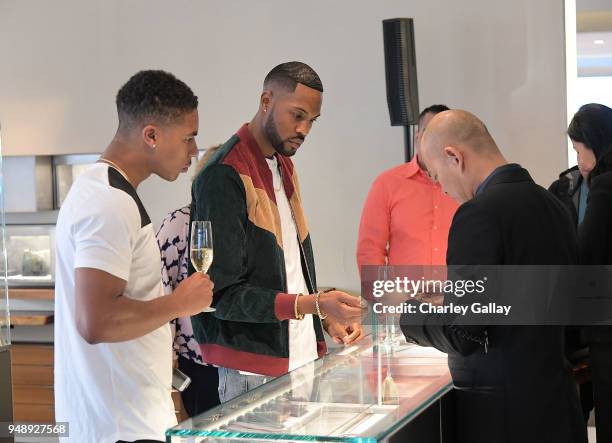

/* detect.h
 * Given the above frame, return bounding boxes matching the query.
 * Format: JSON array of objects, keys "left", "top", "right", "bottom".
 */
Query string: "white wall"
[
  {"left": 577, "top": 76, "right": 612, "bottom": 107},
  {"left": 0, "top": 0, "right": 570, "bottom": 292},
  {"left": 578, "top": 0, "right": 612, "bottom": 11}
]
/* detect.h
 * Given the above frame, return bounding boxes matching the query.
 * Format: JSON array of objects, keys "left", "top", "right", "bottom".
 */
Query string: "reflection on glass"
[
  {"left": 166, "top": 330, "right": 451, "bottom": 442},
  {"left": 4, "top": 225, "right": 54, "bottom": 286},
  {"left": 0, "top": 124, "right": 10, "bottom": 347},
  {"left": 374, "top": 265, "right": 404, "bottom": 351}
]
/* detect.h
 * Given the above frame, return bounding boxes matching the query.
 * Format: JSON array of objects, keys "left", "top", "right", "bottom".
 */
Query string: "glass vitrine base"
[{"left": 167, "top": 335, "right": 451, "bottom": 443}]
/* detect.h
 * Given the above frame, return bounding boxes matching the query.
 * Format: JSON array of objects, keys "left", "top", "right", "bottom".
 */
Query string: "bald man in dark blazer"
[{"left": 400, "top": 110, "right": 586, "bottom": 443}]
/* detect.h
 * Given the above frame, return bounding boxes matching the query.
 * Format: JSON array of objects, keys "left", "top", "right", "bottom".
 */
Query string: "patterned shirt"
[{"left": 156, "top": 205, "right": 204, "bottom": 365}]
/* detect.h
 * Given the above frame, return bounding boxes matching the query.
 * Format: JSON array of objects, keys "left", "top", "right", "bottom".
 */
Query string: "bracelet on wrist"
[
  {"left": 294, "top": 293, "right": 305, "bottom": 320},
  {"left": 315, "top": 291, "right": 328, "bottom": 320}
]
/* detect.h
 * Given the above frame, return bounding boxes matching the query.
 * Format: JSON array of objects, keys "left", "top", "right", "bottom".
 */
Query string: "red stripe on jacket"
[{"left": 201, "top": 341, "right": 327, "bottom": 377}]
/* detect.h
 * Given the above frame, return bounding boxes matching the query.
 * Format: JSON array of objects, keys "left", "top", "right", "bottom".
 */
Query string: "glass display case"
[
  {"left": 0, "top": 221, "right": 8, "bottom": 346},
  {"left": 0, "top": 125, "right": 9, "bottom": 347},
  {"left": 4, "top": 224, "right": 55, "bottom": 287},
  {"left": 53, "top": 154, "right": 98, "bottom": 207},
  {"left": 0, "top": 123, "right": 13, "bottom": 431},
  {"left": 167, "top": 335, "right": 451, "bottom": 442}
]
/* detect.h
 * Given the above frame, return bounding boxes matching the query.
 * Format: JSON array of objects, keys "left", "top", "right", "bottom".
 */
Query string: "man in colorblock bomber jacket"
[{"left": 190, "top": 61, "right": 365, "bottom": 402}]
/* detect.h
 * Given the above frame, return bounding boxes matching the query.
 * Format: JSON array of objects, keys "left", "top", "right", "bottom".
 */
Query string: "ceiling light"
[{"left": 594, "top": 39, "right": 605, "bottom": 45}]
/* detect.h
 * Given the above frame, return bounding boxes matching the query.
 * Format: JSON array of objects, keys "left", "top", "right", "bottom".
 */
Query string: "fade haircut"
[
  {"left": 418, "top": 104, "right": 450, "bottom": 129},
  {"left": 116, "top": 70, "right": 198, "bottom": 130},
  {"left": 263, "top": 62, "right": 323, "bottom": 93}
]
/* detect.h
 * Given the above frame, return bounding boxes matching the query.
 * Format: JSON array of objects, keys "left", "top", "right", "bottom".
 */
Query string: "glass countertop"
[
  {"left": 167, "top": 335, "right": 451, "bottom": 442},
  {"left": 0, "top": 124, "right": 9, "bottom": 347}
]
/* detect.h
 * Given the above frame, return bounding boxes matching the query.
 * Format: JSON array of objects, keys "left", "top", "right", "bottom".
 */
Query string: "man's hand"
[
  {"left": 323, "top": 318, "right": 364, "bottom": 345},
  {"left": 172, "top": 272, "right": 214, "bottom": 317},
  {"left": 318, "top": 291, "right": 364, "bottom": 324},
  {"left": 414, "top": 292, "right": 444, "bottom": 306}
]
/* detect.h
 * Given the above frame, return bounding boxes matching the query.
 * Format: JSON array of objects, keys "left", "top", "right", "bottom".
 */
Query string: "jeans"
[{"left": 217, "top": 366, "right": 270, "bottom": 403}]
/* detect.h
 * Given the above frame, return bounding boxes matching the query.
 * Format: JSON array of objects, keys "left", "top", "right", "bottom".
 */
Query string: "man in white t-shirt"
[{"left": 54, "top": 70, "right": 214, "bottom": 443}]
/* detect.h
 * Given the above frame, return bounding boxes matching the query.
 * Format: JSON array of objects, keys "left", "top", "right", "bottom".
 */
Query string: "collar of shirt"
[
  {"left": 401, "top": 154, "right": 437, "bottom": 185},
  {"left": 236, "top": 123, "right": 298, "bottom": 201},
  {"left": 475, "top": 163, "right": 522, "bottom": 196},
  {"left": 578, "top": 180, "right": 590, "bottom": 225}
]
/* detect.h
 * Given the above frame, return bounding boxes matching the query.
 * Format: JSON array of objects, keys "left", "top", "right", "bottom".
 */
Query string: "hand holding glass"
[{"left": 190, "top": 221, "right": 215, "bottom": 312}]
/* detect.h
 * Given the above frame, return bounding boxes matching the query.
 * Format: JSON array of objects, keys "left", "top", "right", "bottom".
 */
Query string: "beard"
[{"left": 264, "top": 109, "right": 304, "bottom": 157}]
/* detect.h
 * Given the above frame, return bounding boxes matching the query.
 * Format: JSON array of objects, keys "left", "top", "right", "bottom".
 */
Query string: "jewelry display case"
[
  {"left": 167, "top": 335, "right": 452, "bottom": 443},
  {"left": 0, "top": 123, "right": 14, "bottom": 435},
  {"left": 4, "top": 224, "right": 54, "bottom": 288}
]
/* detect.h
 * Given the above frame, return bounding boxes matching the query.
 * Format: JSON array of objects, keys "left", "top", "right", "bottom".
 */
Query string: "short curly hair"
[
  {"left": 116, "top": 70, "right": 198, "bottom": 129},
  {"left": 263, "top": 62, "right": 323, "bottom": 93}
]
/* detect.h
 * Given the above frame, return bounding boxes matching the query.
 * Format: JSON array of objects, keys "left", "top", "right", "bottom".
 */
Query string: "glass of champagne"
[{"left": 190, "top": 220, "right": 215, "bottom": 312}]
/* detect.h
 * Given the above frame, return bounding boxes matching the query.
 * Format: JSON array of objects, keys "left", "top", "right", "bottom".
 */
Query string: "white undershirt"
[{"left": 267, "top": 156, "right": 318, "bottom": 372}]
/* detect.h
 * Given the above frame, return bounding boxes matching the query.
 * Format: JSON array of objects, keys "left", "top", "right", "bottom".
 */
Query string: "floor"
[
  {"left": 12, "top": 408, "right": 600, "bottom": 442},
  {"left": 588, "top": 410, "right": 597, "bottom": 442},
  {"left": 589, "top": 426, "right": 597, "bottom": 442}
]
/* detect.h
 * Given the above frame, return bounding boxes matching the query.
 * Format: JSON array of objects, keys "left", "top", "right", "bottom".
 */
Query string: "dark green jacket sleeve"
[{"left": 190, "top": 164, "right": 293, "bottom": 323}]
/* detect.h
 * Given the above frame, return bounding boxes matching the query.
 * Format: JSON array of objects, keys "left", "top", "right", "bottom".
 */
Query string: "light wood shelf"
[{"left": 8, "top": 288, "right": 54, "bottom": 301}]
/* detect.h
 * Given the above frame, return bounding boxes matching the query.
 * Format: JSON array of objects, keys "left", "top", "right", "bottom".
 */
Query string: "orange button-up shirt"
[{"left": 357, "top": 156, "right": 459, "bottom": 269}]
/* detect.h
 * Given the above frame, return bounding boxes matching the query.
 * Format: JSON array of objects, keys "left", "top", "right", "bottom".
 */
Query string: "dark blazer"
[
  {"left": 548, "top": 166, "right": 589, "bottom": 361},
  {"left": 578, "top": 170, "right": 612, "bottom": 343},
  {"left": 401, "top": 165, "right": 586, "bottom": 443},
  {"left": 548, "top": 165, "right": 583, "bottom": 227},
  {"left": 577, "top": 171, "right": 612, "bottom": 443}
]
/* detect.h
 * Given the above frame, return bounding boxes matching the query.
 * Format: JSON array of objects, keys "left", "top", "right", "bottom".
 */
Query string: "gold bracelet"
[
  {"left": 315, "top": 291, "right": 328, "bottom": 320},
  {"left": 294, "top": 293, "right": 305, "bottom": 320}
]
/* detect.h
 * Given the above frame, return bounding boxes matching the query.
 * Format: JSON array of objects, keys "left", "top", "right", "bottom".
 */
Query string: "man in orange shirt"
[{"left": 357, "top": 105, "right": 458, "bottom": 270}]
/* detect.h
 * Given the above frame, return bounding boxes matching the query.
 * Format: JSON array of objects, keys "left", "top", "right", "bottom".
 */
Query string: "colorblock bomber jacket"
[{"left": 189, "top": 124, "right": 327, "bottom": 376}]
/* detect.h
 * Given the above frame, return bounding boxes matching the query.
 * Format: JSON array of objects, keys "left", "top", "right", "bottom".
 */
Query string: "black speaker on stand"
[{"left": 383, "top": 18, "right": 419, "bottom": 162}]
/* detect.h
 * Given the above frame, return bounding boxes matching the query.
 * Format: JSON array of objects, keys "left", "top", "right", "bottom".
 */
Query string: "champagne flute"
[
  {"left": 382, "top": 265, "right": 394, "bottom": 349},
  {"left": 190, "top": 220, "right": 215, "bottom": 312}
]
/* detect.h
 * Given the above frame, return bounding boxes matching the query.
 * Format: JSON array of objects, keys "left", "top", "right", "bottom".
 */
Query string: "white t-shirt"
[
  {"left": 54, "top": 163, "right": 176, "bottom": 443},
  {"left": 266, "top": 156, "right": 318, "bottom": 372}
]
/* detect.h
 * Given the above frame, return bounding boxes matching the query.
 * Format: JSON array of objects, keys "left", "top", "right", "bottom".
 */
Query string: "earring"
[
  {"left": 263, "top": 108, "right": 267, "bottom": 113},
  {"left": 152, "top": 144, "right": 156, "bottom": 149}
]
